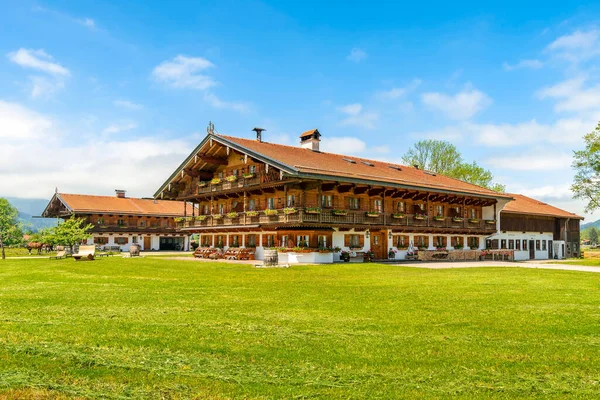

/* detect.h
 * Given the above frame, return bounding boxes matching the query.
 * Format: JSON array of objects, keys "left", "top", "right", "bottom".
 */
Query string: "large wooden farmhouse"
[
  {"left": 490, "top": 193, "right": 582, "bottom": 260},
  {"left": 42, "top": 191, "right": 193, "bottom": 251},
  {"left": 155, "top": 128, "right": 519, "bottom": 262}
]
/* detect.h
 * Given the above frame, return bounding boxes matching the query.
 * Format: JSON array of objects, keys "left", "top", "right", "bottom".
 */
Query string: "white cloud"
[
  {"left": 77, "top": 18, "right": 95, "bottom": 29},
  {"left": 347, "top": 48, "right": 367, "bottom": 63},
  {"left": 113, "top": 100, "right": 144, "bottom": 110},
  {"left": 375, "top": 79, "right": 422, "bottom": 100},
  {"left": 7, "top": 48, "right": 70, "bottom": 76},
  {"left": 421, "top": 87, "right": 492, "bottom": 120},
  {"left": 336, "top": 103, "right": 378, "bottom": 129},
  {"left": 502, "top": 59, "right": 544, "bottom": 71},
  {"left": 102, "top": 122, "right": 138, "bottom": 135},
  {"left": 152, "top": 55, "right": 216, "bottom": 90},
  {"left": 0, "top": 100, "right": 194, "bottom": 199},
  {"left": 486, "top": 153, "right": 572, "bottom": 171},
  {"left": 537, "top": 76, "right": 600, "bottom": 112},
  {"left": 547, "top": 29, "right": 600, "bottom": 61},
  {"left": 203, "top": 93, "right": 251, "bottom": 114},
  {"left": 29, "top": 76, "right": 65, "bottom": 99},
  {"left": 337, "top": 103, "right": 363, "bottom": 115}
]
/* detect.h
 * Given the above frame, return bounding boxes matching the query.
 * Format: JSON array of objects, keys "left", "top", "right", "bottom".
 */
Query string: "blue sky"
[{"left": 2, "top": 0, "right": 600, "bottom": 219}]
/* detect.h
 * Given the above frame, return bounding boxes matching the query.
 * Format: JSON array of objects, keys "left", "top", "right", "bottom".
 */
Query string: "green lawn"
[
  {"left": 1, "top": 247, "right": 47, "bottom": 257},
  {"left": 1, "top": 258, "right": 599, "bottom": 399}
]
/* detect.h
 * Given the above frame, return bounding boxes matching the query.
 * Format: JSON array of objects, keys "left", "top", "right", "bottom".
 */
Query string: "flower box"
[
  {"left": 226, "top": 212, "right": 239, "bottom": 219},
  {"left": 452, "top": 217, "right": 463, "bottom": 222},
  {"left": 349, "top": 246, "right": 363, "bottom": 251},
  {"left": 185, "top": 217, "right": 195, "bottom": 222},
  {"left": 305, "top": 207, "right": 321, "bottom": 214},
  {"left": 195, "top": 215, "right": 207, "bottom": 221},
  {"left": 197, "top": 182, "right": 208, "bottom": 188},
  {"left": 210, "top": 178, "right": 222, "bottom": 185},
  {"left": 433, "top": 216, "right": 445, "bottom": 221},
  {"left": 414, "top": 215, "right": 426, "bottom": 220},
  {"left": 264, "top": 209, "right": 278, "bottom": 216},
  {"left": 485, "top": 220, "right": 496, "bottom": 225},
  {"left": 245, "top": 211, "right": 258, "bottom": 217},
  {"left": 468, "top": 219, "right": 479, "bottom": 224},
  {"left": 243, "top": 173, "right": 255, "bottom": 179},
  {"left": 283, "top": 207, "right": 297, "bottom": 215},
  {"left": 226, "top": 175, "right": 238, "bottom": 182},
  {"left": 392, "top": 213, "right": 405, "bottom": 219},
  {"left": 173, "top": 217, "right": 184, "bottom": 222},
  {"left": 365, "top": 212, "right": 380, "bottom": 218},
  {"left": 212, "top": 214, "right": 223, "bottom": 219},
  {"left": 332, "top": 210, "right": 347, "bottom": 216}
]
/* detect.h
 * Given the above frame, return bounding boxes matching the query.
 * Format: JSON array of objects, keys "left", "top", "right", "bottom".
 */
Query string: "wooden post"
[
  {"left": 426, "top": 193, "right": 430, "bottom": 227},
  {"left": 183, "top": 201, "right": 187, "bottom": 218}
]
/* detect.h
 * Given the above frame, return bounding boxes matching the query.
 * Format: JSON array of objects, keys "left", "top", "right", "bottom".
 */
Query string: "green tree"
[
  {"left": 0, "top": 198, "right": 24, "bottom": 260},
  {"left": 50, "top": 218, "right": 94, "bottom": 248},
  {"left": 589, "top": 227, "right": 599, "bottom": 244},
  {"left": 572, "top": 123, "right": 600, "bottom": 212},
  {"left": 402, "top": 140, "right": 505, "bottom": 192}
]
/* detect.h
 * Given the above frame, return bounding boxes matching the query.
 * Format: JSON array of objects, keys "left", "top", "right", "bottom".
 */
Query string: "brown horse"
[{"left": 26, "top": 242, "right": 51, "bottom": 255}]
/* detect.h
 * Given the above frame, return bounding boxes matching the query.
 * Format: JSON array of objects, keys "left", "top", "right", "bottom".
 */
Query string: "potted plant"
[
  {"left": 485, "top": 220, "right": 496, "bottom": 225},
  {"left": 332, "top": 209, "right": 347, "bottom": 216},
  {"left": 414, "top": 213, "right": 427, "bottom": 220},
  {"left": 283, "top": 207, "right": 297, "bottom": 214},
  {"left": 212, "top": 214, "right": 223, "bottom": 219},
  {"left": 243, "top": 172, "right": 255, "bottom": 179},
  {"left": 392, "top": 213, "right": 405, "bottom": 219},
  {"left": 195, "top": 215, "right": 207, "bottom": 221},
  {"left": 418, "top": 246, "right": 427, "bottom": 251},
  {"left": 174, "top": 217, "right": 184, "bottom": 222},
  {"left": 245, "top": 210, "right": 259, "bottom": 217},
  {"left": 470, "top": 245, "right": 478, "bottom": 250},
  {"left": 365, "top": 211, "right": 380, "bottom": 218},
  {"left": 210, "top": 178, "right": 222, "bottom": 185},
  {"left": 453, "top": 244, "right": 463, "bottom": 250},
  {"left": 197, "top": 181, "right": 208, "bottom": 188},
  {"left": 226, "top": 175, "right": 238, "bottom": 182},
  {"left": 468, "top": 218, "right": 479, "bottom": 223},
  {"left": 185, "top": 216, "right": 195, "bottom": 222},
  {"left": 340, "top": 250, "right": 350, "bottom": 262},
  {"left": 366, "top": 250, "right": 375, "bottom": 261},
  {"left": 305, "top": 207, "right": 321, "bottom": 214},
  {"left": 388, "top": 249, "right": 397, "bottom": 259},
  {"left": 264, "top": 209, "right": 278, "bottom": 216},
  {"left": 226, "top": 211, "right": 238, "bottom": 219},
  {"left": 349, "top": 245, "right": 363, "bottom": 251},
  {"left": 436, "top": 246, "right": 446, "bottom": 251},
  {"left": 452, "top": 217, "right": 463, "bottom": 222},
  {"left": 433, "top": 215, "right": 445, "bottom": 221}
]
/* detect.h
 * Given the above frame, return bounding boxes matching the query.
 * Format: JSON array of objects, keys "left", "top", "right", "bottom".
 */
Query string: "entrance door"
[
  {"left": 548, "top": 240, "right": 553, "bottom": 259},
  {"left": 370, "top": 232, "right": 386, "bottom": 260},
  {"left": 144, "top": 236, "right": 151, "bottom": 251},
  {"left": 529, "top": 240, "right": 535, "bottom": 260}
]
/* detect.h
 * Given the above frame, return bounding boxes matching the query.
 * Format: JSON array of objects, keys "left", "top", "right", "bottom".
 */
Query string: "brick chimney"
[
  {"left": 115, "top": 189, "right": 126, "bottom": 198},
  {"left": 300, "top": 129, "right": 321, "bottom": 152}
]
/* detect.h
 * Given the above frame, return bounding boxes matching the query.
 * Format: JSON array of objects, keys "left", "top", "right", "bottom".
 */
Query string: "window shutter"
[
  {"left": 359, "top": 235, "right": 365, "bottom": 247},
  {"left": 344, "top": 235, "right": 350, "bottom": 247}
]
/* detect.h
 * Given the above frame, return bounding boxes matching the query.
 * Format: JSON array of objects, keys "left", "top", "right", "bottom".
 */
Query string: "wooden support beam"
[
  {"left": 337, "top": 184, "right": 354, "bottom": 194},
  {"left": 391, "top": 191, "right": 407, "bottom": 198},
  {"left": 198, "top": 155, "right": 228, "bottom": 165},
  {"left": 368, "top": 187, "right": 385, "bottom": 196},
  {"left": 321, "top": 183, "right": 336, "bottom": 192},
  {"left": 354, "top": 186, "right": 369, "bottom": 195}
]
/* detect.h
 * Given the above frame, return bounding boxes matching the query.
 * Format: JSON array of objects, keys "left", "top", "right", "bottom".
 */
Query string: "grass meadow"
[{"left": 0, "top": 257, "right": 599, "bottom": 399}]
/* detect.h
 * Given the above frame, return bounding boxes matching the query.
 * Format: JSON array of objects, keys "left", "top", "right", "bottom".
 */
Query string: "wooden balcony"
[
  {"left": 89, "top": 225, "right": 179, "bottom": 234},
  {"left": 179, "top": 172, "right": 293, "bottom": 198},
  {"left": 176, "top": 209, "right": 497, "bottom": 233}
]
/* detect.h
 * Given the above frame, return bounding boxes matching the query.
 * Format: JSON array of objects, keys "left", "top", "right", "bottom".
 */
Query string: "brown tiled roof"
[
  {"left": 58, "top": 193, "right": 192, "bottom": 216},
  {"left": 218, "top": 135, "right": 511, "bottom": 198},
  {"left": 299, "top": 129, "right": 319, "bottom": 138},
  {"left": 502, "top": 193, "right": 584, "bottom": 219}
]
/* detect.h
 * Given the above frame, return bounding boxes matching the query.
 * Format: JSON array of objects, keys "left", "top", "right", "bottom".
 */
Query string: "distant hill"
[
  {"left": 3, "top": 197, "right": 58, "bottom": 233},
  {"left": 581, "top": 219, "right": 600, "bottom": 231}
]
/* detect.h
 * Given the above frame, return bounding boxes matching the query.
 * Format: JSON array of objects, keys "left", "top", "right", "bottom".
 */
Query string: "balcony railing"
[
  {"left": 89, "top": 225, "right": 178, "bottom": 233},
  {"left": 189, "top": 172, "right": 289, "bottom": 196},
  {"left": 176, "top": 210, "right": 496, "bottom": 231}
]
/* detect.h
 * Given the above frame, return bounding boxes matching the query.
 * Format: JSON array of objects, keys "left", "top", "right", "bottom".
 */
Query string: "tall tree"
[
  {"left": 402, "top": 140, "right": 505, "bottom": 192},
  {"left": 572, "top": 123, "right": 600, "bottom": 212},
  {"left": 589, "top": 227, "right": 599, "bottom": 244},
  {"left": 50, "top": 218, "right": 94, "bottom": 248},
  {"left": 0, "top": 198, "right": 23, "bottom": 260}
]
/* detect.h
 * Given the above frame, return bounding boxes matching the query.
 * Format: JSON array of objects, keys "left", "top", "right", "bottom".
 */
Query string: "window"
[
  {"left": 249, "top": 165, "right": 256, "bottom": 174},
  {"left": 470, "top": 209, "right": 477, "bottom": 219},
  {"left": 204, "top": 205, "right": 210, "bottom": 215},
  {"left": 349, "top": 198, "right": 360, "bottom": 210},
  {"left": 416, "top": 236, "right": 428, "bottom": 248},
  {"left": 435, "top": 236, "right": 445, "bottom": 248},
  {"left": 374, "top": 199, "right": 382, "bottom": 212},
  {"left": 501, "top": 239, "right": 506, "bottom": 249},
  {"left": 321, "top": 195, "right": 333, "bottom": 208},
  {"left": 265, "top": 235, "right": 275, "bottom": 247},
  {"left": 436, "top": 205, "right": 444, "bottom": 217},
  {"left": 281, "top": 235, "right": 289, "bottom": 247},
  {"left": 417, "top": 203, "right": 425, "bottom": 212},
  {"left": 542, "top": 240, "right": 547, "bottom": 251},
  {"left": 287, "top": 195, "right": 295, "bottom": 207},
  {"left": 318, "top": 235, "right": 327, "bottom": 248},
  {"left": 349, "top": 234, "right": 361, "bottom": 247},
  {"left": 93, "top": 237, "right": 108, "bottom": 245},
  {"left": 469, "top": 237, "right": 479, "bottom": 249},
  {"left": 373, "top": 235, "right": 379, "bottom": 245},
  {"left": 536, "top": 240, "right": 541, "bottom": 250},
  {"left": 219, "top": 204, "right": 225, "bottom": 214},
  {"left": 452, "top": 236, "right": 462, "bottom": 247},
  {"left": 218, "top": 172, "right": 223, "bottom": 179},
  {"left": 232, "top": 235, "right": 239, "bottom": 247},
  {"left": 267, "top": 198, "right": 275, "bottom": 210},
  {"left": 216, "top": 235, "right": 225, "bottom": 247},
  {"left": 508, "top": 240, "right": 514, "bottom": 250},
  {"left": 396, "top": 236, "right": 406, "bottom": 248},
  {"left": 139, "top": 220, "right": 145, "bottom": 227},
  {"left": 115, "top": 237, "right": 128, "bottom": 245},
  {"left": 516, "top": 240, "right": 521, "bottom": 250},
  {"left": 97, "top": 217, "right": 104, "bottom": 225},
  {"left": 396, "top": 201, "right": 405, "bottom": 212},
  {"left": 248, "top": 199, "right": 256, "bottom": 211},
  {"left": 117, "top": 219, "right": 125, "bottom": 226},
  {"left": 233, "top": 169, "right": 238, "bottom": 176},
  {"left": 523, "top": 240, "right": 528, "bottom": 250},
  {"left": 297, "top": 235, "right": 309, "bottom": 247},
  {"left": 247, "top": 234, "right": 256, "bottom": 247},
  {"left": 132, "top": 236, "right": 138, "bottom": 244}
]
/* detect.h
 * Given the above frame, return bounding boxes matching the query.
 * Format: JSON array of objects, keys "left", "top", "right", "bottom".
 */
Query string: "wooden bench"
[{"left": 350, "top": 251, "right": 366, "bottom": 262}]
